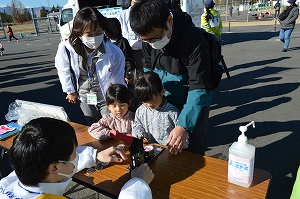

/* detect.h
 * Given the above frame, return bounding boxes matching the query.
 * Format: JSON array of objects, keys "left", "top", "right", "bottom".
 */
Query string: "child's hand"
[
  {"left": 125, "top": 78, "right": 130, "bottom": 84},
  {"left": 143, "top": 137, "right": 148, "bottom": 143}
]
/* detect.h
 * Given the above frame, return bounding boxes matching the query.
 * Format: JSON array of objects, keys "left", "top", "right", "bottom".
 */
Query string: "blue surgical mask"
[{"left": 58, "top": 153, "right": 79, "bottom": 178}]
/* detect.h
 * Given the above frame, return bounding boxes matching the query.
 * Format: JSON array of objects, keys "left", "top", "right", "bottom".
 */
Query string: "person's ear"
[
  {"left": 48, "top": 163, "right": 58, "bottom": 174},
  {"left": 167, "top": 14, "right": 173, "bottom": 27},
  {"left": 161, "top": 88, "right": 166, "bottom": 96},
  {"left": 128, "top": 99, "right": 132, "bottom": 106}
]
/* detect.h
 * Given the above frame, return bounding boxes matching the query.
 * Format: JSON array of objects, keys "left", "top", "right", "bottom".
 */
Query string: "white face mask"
[
  {"left": 58, "top": 153, "right": 79, "bottom": 178},
  {"left": 80, "top": 35, "right": 104, "bottom": 49},
  {"left": 149, "top": 35, "right": 170, "bottom": 50}
]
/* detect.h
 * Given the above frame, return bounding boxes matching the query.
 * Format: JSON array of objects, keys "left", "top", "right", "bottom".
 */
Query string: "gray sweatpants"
[{"left": 80, "top": 102, "right": 110, "bottom": 126}]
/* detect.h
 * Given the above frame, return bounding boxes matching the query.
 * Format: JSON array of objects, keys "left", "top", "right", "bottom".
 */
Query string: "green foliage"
[
  {"left": 1, "top": 0, "right": 54, "bottom": 23},
  {"left": 22, "top": 8, "right": 32, "bottom": 21},
  {"left": 40, "top": 6, "right": 48, "bottom": 17},
  {"left": 50, "top": 6, "right": 56, "bottom": 12},
  {"left": 6, "top": 0, "right": 33, "bottom": 23},
  {"left": 11, "top": 0, "right": 21, "bottom": 22},
  {"left": 0, "top": 12, "right": 13, "bottom": 23},
  {"left": 50, "top": 5, "right": 60, "bottom": 13}
]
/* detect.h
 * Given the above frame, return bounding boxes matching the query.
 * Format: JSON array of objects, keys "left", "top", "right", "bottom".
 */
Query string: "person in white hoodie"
[
  {"left": 55, "top": 7, "right": 127, "bottom": 126},
  {"left": 0, "top": 117, "right": 154, "bottom": 199}
]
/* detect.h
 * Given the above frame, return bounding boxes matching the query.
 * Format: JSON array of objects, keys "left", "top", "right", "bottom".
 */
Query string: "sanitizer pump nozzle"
[{"left": 238, "top": 121, "right": 255, "bottom": 145}]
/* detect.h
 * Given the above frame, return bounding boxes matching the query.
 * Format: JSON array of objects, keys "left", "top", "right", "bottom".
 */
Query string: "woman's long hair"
[
  {"left": 205, "top": 6, "right": 213, "bottom": 23},
  {"left": 69, "top": 7, "right": 114, "bottom": 56}
]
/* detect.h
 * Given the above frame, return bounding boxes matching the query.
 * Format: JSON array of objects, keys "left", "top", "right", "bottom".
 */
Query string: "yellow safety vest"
[{"left": 200, "top": 8, "right": 223, "bottom": 37}]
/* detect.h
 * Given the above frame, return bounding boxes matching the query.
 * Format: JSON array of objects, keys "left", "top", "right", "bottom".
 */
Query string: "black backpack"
[
  {"left": 202, "top": 31, "right": 231, "bottom": 90},
  {"left": 180, "top": 28, "right": 231, "bottom": 90}
]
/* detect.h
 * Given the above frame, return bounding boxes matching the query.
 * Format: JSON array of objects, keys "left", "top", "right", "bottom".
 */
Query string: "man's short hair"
[
  {"left": 134, "top": 71, "right": 163, "bottom": 102},
  {"left": 10, "top": 117, "right": 78, "bottom": 186},
  {"left": 130, "top": 0, "right": 170, "bottom": 35}
]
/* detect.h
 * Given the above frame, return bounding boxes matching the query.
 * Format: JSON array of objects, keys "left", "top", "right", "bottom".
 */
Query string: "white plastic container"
[{"left": 228, "top": 121, "right": 255, "bottom": 188}]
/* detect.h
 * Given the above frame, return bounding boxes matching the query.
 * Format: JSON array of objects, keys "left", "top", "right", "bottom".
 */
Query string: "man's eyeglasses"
[{"left": 138, "top": 28, "right": 165, "bottom": 43}]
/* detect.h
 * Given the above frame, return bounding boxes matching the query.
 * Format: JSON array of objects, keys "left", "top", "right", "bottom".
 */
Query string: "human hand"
[
  {"left": 131, "top": 163, "right": 154, "bottom": 185},
  {"left": 96, "top": 146, "right": 128, "bottom": 163},
  {"left": 125, "top": 78, "right": 130, "bottom": 84},
  {"left": 167, "top": 126, "right": 188, "bottom": 155},
  {"left": 143, "top": 137, "right": 148, "bottom": 143},
  {"left": 66, "top": 93, "right": 79, "bottom": 104}
]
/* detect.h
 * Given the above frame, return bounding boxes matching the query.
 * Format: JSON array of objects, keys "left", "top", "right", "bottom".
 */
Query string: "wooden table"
[{"left": 0, "top": 122, "right": 271, "bottom": 199}]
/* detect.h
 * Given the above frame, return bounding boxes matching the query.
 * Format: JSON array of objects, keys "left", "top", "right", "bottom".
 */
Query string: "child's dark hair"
[
  {"left": 10, "top": 117, "right": 77, "bottom": 186},
  {"left": 134, "top": 71, "right": 163, "bottom": 102},
  {"left": 106, "top": 18, "right": 123, "bottom": 40},
  {"left": 106, "top": 84, "right": 131, "bottom": 104}
]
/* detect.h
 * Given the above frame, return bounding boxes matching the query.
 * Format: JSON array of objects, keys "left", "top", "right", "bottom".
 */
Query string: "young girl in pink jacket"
[{"left": 88, "top": 84, "right": 134, "bottom": 140}]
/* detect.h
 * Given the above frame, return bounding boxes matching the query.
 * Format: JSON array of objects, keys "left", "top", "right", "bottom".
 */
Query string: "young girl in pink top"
[{"left": 88, "top": 84, "right": 134, "bottom": 140}]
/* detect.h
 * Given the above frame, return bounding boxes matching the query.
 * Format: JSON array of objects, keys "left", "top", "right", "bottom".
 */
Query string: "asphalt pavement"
[{"left": 1, "top": 16, "right": 300, "bottom": 198}]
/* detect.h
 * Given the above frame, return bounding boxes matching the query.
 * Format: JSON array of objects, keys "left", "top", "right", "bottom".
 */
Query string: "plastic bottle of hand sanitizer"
[{"left": 228, "top": 121, "right": 255, "bottom": 188}]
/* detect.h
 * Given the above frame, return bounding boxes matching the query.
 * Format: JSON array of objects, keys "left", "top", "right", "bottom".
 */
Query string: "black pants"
[
  {"left": 186, "top": 106, "right": 210, "bottom": 155},
  {"left": 9, "top": 34, "right": 18, "bottom": 42},
  {"left": 132, "top": 49, "right": 144, "bottom": 76}
]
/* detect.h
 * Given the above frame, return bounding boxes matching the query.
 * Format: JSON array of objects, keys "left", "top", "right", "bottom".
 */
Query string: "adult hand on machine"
[{"left": 96, "top": 146, "right": 128, "bottom": 163}]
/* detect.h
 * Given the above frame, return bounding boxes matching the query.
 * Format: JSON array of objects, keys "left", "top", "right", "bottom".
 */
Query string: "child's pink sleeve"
[{"left": 88, "top": 116, "right": 111, "bottom": 140}]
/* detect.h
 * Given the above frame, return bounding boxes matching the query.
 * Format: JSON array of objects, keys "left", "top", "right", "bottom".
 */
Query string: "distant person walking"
[
  {"left": 0, "top": 42, "right": 4, "bottom": 56},
  {"left": 229, "top": 5, "right": 233, "bottom": 18},
  {"left": 6, "top": 25, "right": 19, "bottom": 42},
  {"left": 274, "top": 0, "right": 281, "bottom": 18},
  {"left": 201, "top": 0, "right": 223, "bottom": 37},
  {"left": 278, "top": 0, "right": 299, "bottom": 52}
]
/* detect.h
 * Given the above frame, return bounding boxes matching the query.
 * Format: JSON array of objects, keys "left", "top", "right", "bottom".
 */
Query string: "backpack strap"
[
  {"left": 65, "top": 47, "right": 78, "bottom": 93},
  {"left": 220, "top": 55, "right": 231, "bottom": 79}
]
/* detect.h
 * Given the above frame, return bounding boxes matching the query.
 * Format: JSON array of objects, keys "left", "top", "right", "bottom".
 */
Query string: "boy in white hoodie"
[{"left": 0, "top": 117, "right": 153, "bottom": 199}]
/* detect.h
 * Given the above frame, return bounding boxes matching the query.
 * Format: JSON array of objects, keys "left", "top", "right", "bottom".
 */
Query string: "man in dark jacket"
[
  {"left": 279, "top": 0, "right": 299, "bottom": 52},
  {"left": 130, "top": 0, "right": 212, "bottom": 155}
]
